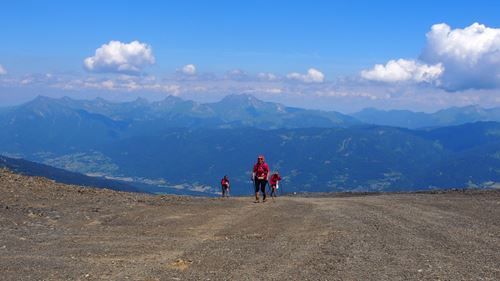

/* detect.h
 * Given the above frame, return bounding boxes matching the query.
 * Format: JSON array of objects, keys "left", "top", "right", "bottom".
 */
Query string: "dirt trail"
[{"left": 1, "top": 170, "right": 499, "bottom": 280}]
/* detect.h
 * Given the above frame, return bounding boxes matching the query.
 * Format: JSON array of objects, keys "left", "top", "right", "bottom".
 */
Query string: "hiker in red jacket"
[
  {"left": 269, "top": 171, "right": 281, "bottom": 198},
  {"left": 221, "top": 175, "right": 230, "bottom": 197},
  {"left": 252, "top": 155, "right": 270, "bottom": 203}
]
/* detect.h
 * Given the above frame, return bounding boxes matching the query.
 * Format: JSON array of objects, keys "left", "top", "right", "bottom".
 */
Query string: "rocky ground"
[{"left": 1, "top": 169, "right": 499, "bottom": 280}]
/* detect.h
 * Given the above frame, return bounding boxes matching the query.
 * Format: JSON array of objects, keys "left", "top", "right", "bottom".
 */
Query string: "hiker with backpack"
[
  {"left": 252, "top": 155, "right": 270, "bottom": 203},
  {"left": 221, "top": 175, "right": 230, "bottom": 197},
  {"left": 269, "top": 171, "right": 281, "bottom": 198}
]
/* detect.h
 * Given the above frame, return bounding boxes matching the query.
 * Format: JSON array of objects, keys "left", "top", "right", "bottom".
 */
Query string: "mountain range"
[
  {"left": 0, "top": 95, "right": 499, "bottom": 195},
  {"left": 353, "top": 106, "right": 500, "bottom": 129},
  {"left": 12, "top": 94, "right": 359, "bottom": 129}
]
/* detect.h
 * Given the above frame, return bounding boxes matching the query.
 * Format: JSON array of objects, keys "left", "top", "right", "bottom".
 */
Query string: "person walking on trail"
[
  {"left": 252, "top": 155, "right": 270, "bottom": 203},
  {"left": 269, "top": 171, "right": 281, "bottom": 198},
  {"left": 221, "top": 175, "right": 230, "bottom": 198}
]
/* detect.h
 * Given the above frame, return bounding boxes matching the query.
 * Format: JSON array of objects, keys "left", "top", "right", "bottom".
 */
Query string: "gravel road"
[{"left": 1, "top": 170, "right": 499, "bottom": 280}]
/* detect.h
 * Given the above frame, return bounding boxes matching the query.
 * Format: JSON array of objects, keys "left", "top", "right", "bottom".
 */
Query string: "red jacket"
[
  {"left": 221, "top": 178, "right": 229, "bottom": 187},
  {"left": 253, "top": 162, "right": 270, "bottom": 180},
  {"left": 270, "top": 173, "right": 281, "bottom": 185}
]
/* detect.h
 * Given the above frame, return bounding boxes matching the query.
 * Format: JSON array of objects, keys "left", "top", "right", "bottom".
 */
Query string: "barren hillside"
[{"left": 1, "top": 169, "right": 499, "bottom": 280}]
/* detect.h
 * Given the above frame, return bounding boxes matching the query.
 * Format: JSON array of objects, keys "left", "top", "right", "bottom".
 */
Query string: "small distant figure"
[
  {"left": 269, "top": 171, "right": 281, "bottom": 198},
  {"left": 221, "top": 175, "right": 230, "bottom": 197},
  {"left": 252, "top": 155, "right": 270, "bottom": 203}
]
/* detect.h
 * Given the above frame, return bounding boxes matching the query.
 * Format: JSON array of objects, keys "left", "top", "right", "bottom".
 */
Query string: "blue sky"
[{"left": 1, "top": 0, "right": 500, "bottom": 112}]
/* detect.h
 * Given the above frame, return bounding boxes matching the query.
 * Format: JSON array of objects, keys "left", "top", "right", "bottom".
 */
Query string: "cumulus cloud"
[
  {"left": 0, "top": 64, "right": 6, "bottom": 75},
  {"left": 287, "top": 68, "right": 324, "bottom": 83},
  {"left": 421, "top": 22, "right": 500, "bottom": 90},
  {"left": 181, "top": 64, "right": 197, "bottom": 75},
  {"left": 84, "top": 40, "right": 155, "bottom": 74},
  {"left": 361, "top": 22, "right": 500, "bottom": 91},
  {"left": 361, "top": 59, "right": 444, "bottom": 83}
]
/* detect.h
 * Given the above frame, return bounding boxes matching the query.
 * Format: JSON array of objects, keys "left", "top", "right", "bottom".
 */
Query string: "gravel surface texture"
[{"left": 1, "top": 169, "right": 499, "bottom": 280}]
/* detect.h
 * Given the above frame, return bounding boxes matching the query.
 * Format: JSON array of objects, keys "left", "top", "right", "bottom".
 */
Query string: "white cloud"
[
  {"left": 424, "top": 23, "right": 500, "bottom": 65},
  {"left": 47, "top": 75, "right": 181, "bottom": 95},
  {"left": 243, "top": 87, "right": 283, "bottom": 94},
  {"left": 287, "top": 68, "right": 324, "bottom": 83},
  {"left": 84, "top": 40, "right": 155, "bottom": 74},
  {"left": 421, "top": 22, "right": 500, "bottom": 90},
  {"left": 0, "top": 64, "right": 7, "bottom": 75},
  {"left": 264, "top": 88, "right": 282, "bottom": 94},
  {"left": 360, "top": 23, "right": 500, "bottom": 91},
  {"left": 181, "top": 64, "right": 197, "bottom": 75},
  {"left": 101, "top": 80, "right": 115, "bottom": 90},
  {"left": 257, "top": 72, "right": 278, "bottom": 81},
  {"left": 225, "top": 69, "right": 249, "bottom": 80},
  {"left": 361, "top": 59, "right": 444, "bottom": 83}
]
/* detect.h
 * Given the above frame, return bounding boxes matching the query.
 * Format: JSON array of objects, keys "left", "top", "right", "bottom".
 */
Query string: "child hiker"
[
  {"left": 221, "top": 175, "right": 230, "bottom": 197},
  {"left": 269, "top": 171, "right": 281, "bottom": 198}
]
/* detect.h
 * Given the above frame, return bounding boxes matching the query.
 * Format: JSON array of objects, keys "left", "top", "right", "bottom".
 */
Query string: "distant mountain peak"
[
  {"left": 93, "top": 96, "right": 108, "bottom": 102},
  {"left": 221, "top": 93, "right": 260, "bottom": 101},
  {"left": 31, "top": 95, "right": 55, "bottom": 103},
  {"left": 23, "top": 95, "right": 64, "bottom": 109},
  {"left": 218, "top": 94, "right": 265, "bottom": 108},
  {"left": 158, "top": 95, "right": 184, "bottom": 104},
  {"left": 60, "top": 96, "right": 74, "bottom": 102},
  {"left": 133, "top": 97, "right": 149, "bottom": 104},
  {"left": 163, "top": 95, "right": 183, "bottom": 100}
]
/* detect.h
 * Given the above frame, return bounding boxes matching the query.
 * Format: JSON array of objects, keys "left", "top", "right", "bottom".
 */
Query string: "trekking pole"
[
  {"left": 266, "top": 181, "right": 271, "bottom": 199},
  {"left": 250, "top": 179, "right": 254, "bottom": 197},
  {"left": 270, "top": 181, "right": 275, "bottom": 201}
]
